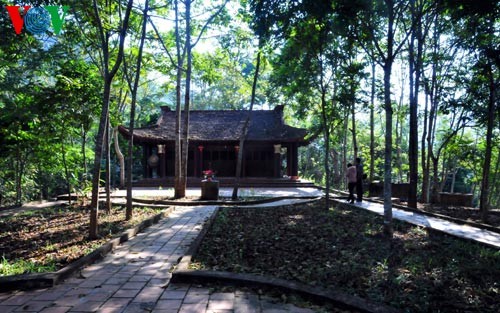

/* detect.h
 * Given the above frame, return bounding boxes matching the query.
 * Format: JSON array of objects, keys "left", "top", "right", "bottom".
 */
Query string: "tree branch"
[
  {"left": 191, "top": 0, "right": 230, "bottom": 48},
  {"left": 148, "top": 16, "right": 182, "bottom": 70}
]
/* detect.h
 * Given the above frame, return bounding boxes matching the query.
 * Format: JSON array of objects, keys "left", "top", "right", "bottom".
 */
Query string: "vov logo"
[{"left": 5, "top": 5, "right": 69, "bottom": 35}]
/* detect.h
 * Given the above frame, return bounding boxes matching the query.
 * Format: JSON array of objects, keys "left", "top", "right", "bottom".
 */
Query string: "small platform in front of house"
[{"left": 130, "top": 176, "right": 317, "bottom": 188}]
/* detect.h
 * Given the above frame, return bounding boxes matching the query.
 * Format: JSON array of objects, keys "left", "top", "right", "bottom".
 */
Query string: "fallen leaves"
[
  {"left": 193, "top": 200, "right": 500, "bottom": 312},
  {"left": 0, "top": 205, "right": 164, "bottom": 275}
]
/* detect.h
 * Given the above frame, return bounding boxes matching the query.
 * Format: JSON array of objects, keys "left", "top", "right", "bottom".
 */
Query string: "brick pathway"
[{"left": 0, "top": 206, "right": 315, "bottom": 313}]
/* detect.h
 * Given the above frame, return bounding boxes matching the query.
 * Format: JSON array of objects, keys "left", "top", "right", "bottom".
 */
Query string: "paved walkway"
[
  {"left": 111, "top": 187, "right": 324, "bottom": 199},
  {"left": 351, "top": 201, "right": 500, "bottom": 249},
  {"left": 0, "top": 206, "right": 315, "bottom": 313}
]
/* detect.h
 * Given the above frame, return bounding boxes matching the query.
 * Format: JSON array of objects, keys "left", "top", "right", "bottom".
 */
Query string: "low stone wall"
[{"left": 439, "top": 192, "right": 474, "bottom": 207}]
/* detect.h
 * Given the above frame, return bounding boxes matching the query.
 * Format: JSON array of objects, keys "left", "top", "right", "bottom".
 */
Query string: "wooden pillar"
[
  {"left": 197, "top": 145, "right": 204, "bottom": 177},
  {"left": 286, "top": 145, "right": 292, "bottom": 177},
  {"left": 291, "top": 143, "right": 299, "bottom": 180},
  {"left": 143, "top": 145, "right": 149, "bottom": 178},
  {"left": 274, "top": 144, "right": 281, "bottom": 178},
  {"left": 193, "top": 146, "right": 198, "bottom": 177},
  {"left": 235, "top": 145, "right": 241, "bottom": 177},
  {"left": 158, "top": 144, "right": 166, "bottom": 178}
]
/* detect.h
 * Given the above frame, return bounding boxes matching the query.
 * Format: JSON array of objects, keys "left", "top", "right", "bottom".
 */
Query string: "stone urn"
[
  {"left": 147, "top": 154, "right": 159, "bottom": 168},
  {"left": 201, "top": 170, "right": 219, "bottom": 200},
  {"left": 201, "top": 179, "right": 219, "bottom": 200}
]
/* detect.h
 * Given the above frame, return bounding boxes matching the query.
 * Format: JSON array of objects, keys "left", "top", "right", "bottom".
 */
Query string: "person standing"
[
  {"left": 346, "top": 163, "right": 357, "bottom": 203},
  {"left": 355, "top": 157, "right": 364, "bottom": 202}
]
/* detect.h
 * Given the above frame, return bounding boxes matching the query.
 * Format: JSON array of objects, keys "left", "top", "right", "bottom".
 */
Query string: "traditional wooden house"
[{"left": 118, "top": 105, "right": 309, "bottom": 186}]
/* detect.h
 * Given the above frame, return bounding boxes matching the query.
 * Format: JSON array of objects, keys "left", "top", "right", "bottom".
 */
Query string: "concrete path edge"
[
  {"left": 328, "top": 187, "right": 500, "bottom": 235},
  {"left": 335, "top": 200, "right": 500, "bottom": 249},
  {"left": 131, "top": 195, "right": 322, "bottom": 207},
  {"left": 171, "top": 270, "right": 400, "bottom": 313}
]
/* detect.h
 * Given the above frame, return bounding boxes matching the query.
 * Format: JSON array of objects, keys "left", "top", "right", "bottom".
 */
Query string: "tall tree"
[
  {"left": 407, "top": 0, "right": 433, "bottom": 207},
  {"left": 180, "top": 0, "right": 193, "bottom": 199},
  {"left": 232, "top": 45, "right": 263, "bottom": 200},
  {"left": 88, "top": 0, "right": 134, "bottom": 239},
  {"left": 173, "top": 0, "right": 185, "bottom": 198},
  {"left": 407, "top": 0, "right": 421, "bottom": 208},
  {"left": 369, "top": 62, "right": 376, "bottom": 182},
  {"left": 123, "top": 0, "right": 150, "bottom": 220},
  {"left": 421, "top": 9, "right": 468, "bottom": 204},
  {"left": 173, "top": 0, "right": 229, "bottom": 198},
  {"left": 348, "top": 0, "right": 412, "bottom": 235},
  {"left": 444, "top": 0, "right": 500, "bottom": 220}
]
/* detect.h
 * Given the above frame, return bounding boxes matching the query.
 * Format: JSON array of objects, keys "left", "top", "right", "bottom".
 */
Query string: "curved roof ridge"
[{"left": 120, "top": 105, "right": 307, "bottom": 145}]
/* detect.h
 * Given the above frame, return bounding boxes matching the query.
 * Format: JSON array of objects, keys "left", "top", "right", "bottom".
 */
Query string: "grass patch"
[
  {"left": 191, "top": 201, "right": 500, "bottom": 312},
  {"left": 0, "top": 256, "right": 57, "bottom": 276},
  {"left": 0, "top": 206, "right": 165, "bottom": 276}
]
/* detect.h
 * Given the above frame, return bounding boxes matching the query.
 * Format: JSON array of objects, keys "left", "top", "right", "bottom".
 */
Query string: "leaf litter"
[
  {"left": 0, "top": 205, "right": 164, "bottom": 275},
  {"left": 192, "top": 200, "right": 500, "bottom": 312}
]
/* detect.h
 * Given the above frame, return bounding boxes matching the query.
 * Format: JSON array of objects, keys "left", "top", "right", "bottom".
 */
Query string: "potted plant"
[{"left": 202, "top": 169, "right": 216, "bottom": 181}]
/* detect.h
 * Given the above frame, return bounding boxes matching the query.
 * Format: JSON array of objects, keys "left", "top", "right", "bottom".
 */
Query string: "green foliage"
[
  {"left": 191, "top": 47, "right": 261, "bottom": 110},
  {"left": 0, "top": 256, "right": 57, "bottom": 276},
  {"left": 0, "top": 11, "right": 101, "bottom": 205}
]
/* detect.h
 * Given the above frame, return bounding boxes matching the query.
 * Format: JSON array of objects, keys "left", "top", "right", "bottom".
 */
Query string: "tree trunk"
[
  {"left": 351, "top": 101, "right": 358, "bottom": 160},
  {"left": 171, "top": 0, "right": 227, "bottom": 197},
  {"left": 489, "top": 150, "right": 500, "bottom": 208},
  {"left": 395, "top": 62, "right": 405, "bottom": 183},
  {"left": 382, "top": 0, "right": 396, "bottom": 236},
  {"left": 37, "top": 167, "right": 44, "bottom": 202},
  {"left": 395, "top": 105, "right": 403, "bottom": 183},
  {"left": 126, "top": 0, "right": 149, "bottom": 219},
  {"left": 440, "top": 154, "right": 448, "bottom": 194},
  {"left": 82, "top": 126, "right": 88, "bottom": 185},
  {"left": 105, "top": 116, "right": 111, "bottom": 213},
  {"left": 408, "top": 0, "right": 419, "bottom": 208},
  {"left": 427, "top": 107, "right": 438, "bottom": 202},
  {"left": 15, "top": 146, "right": 24, "bottom": 206},
  {"left": 174, "top": 0, "right": 184, "bottom": 198},
  {"left": 479, "top": 61, "right": 496, "bottom": 221},
  {"left": 425, "top": 13, "right": 442, "bottom": 206},
  {"left": 126, "top": 120, "right": 135, "bottom": 220},
  {"left": 341, "top": 109, "right": 348, "bottom": 189},
  {"left": 421, "top": 86, "right": 429, "bottom": 203},
  {"left": 383, "top": 61, "right": 394, "bottom": 236},
  {"left": 113, "top": 126, "right": 125, "bottom": 188},
  {"left": 430, "top": 156, "right": 440, "bottom": 203},
  {"left": 450, "top": 167, "right": 458, "bottom": 193},
  {"left": 89, "top": 81, "right": 110, "bottom": 238},
  {"left": 60, "top": 129, "right": 72, "bottom": 205},
  {"left": 180, "top": 0, "right": 192, "bottom": 197},
  {"left": 331, "top": 149, "right": 341, "bottom": 188},
  {"left": 369, "top": 62, "right": 376, "bottom": 182},
  {"left": 90, "top": 0, "right": 134, "bottom": 239},
  {"left": 321, "top": 90, "right": 330, "bottom": 208},
  {"left": 232, "top": 49, "right": 262, "bottom": 199}
]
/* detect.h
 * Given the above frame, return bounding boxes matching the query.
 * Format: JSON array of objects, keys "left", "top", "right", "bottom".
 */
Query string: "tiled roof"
[{"left": 119, "top": 105, "right": 307, "bottom": 144}]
